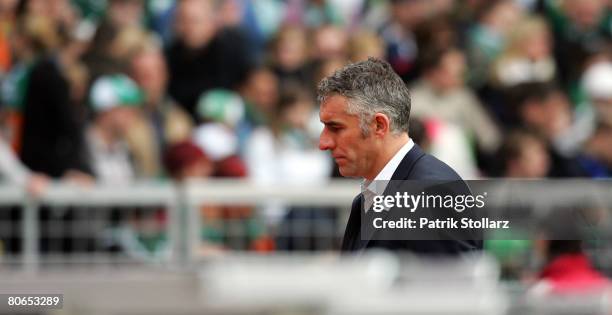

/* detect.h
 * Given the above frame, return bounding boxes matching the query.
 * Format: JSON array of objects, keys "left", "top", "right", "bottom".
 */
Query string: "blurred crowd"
[
  {"left": 0, "top": 0, "right": 611, "bottom": 189},
  {"left": 0, "top": 0, "right": 611, "bottom": 269}
]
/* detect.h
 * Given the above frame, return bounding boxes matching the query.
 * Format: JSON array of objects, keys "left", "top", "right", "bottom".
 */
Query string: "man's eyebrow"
[{"left": 321, "top": 120, "right": 343, "bottom": 127}]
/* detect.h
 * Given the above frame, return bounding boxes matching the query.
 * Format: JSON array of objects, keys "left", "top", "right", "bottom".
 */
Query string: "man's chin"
[{"left": 338, "top": 167, "right": 358, "bottom": 178}]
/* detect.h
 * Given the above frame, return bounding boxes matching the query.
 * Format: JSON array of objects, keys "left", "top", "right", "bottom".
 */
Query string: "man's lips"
[{"left": 333, "top": 156, "right": 346, "bottom": 164}]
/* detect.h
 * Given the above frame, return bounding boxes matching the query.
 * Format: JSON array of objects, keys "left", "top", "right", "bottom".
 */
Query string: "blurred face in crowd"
[
  {"left": 282, "top": 98, "right": 314, "bottom": 130},
  {"left": 108, "top": 0, "right": 144, "bottom": 28},
  {"left": 319, "top": 95, "right": 381, "bottom": 179},
  {"left": 524, "top": 30, "right": 551, "bottom": 60},
  {"left": 428, "top": 49, "right": 466, "bottom": 92},
  {"left": 22, "top": 0, "right": 46, "bottom": 16},
  {"left": 507, "top": 137, "right": 550, "bottom": 178},
  {"left": 392, "top": 0, "right": 428, "bottom": 30},
  {"left": 0, "top": 0, "right": 18, "bottom": 14},
  {"left": 587, "top": 126, "right": 612, "bottom": 166},
  {"left": 218, "top": 0, "right": 242, "bottom": 27},
  {"left": 312, "top": 25, "right": 348, "bottom": 60},
  {"left": 349, "top": 31, "right": 384, "bottom": 62},
  {"left": 48, "top": 0, "right": 78, "bottom": 26},
  {"left": 509, "top": 18, "right": 552, "bottom": 60},
  {"left": 482, "top": 0, "right": 522, "bottom": 34},
  {"left": 99, "top": 107, "right": 140, "bottom": 139},
  {"left": 241, "top": 69, "right": 279, "bottom": 112},
  {"left": 178, "top": 158, "right": 213, "bottom": 180},
  {"left": 563, "top": 0, "right": 605, "bottom": 29},
  {"left": 593, "top": 98, "right": 612, "bottom": 126},
  {"left": 428, "top": 0, "right": 455, "bottom": 15},
  {"left": 175, "top": 0, "right": 217, "bottom": 49},
  {"left": 131, "top": 49, "right": 168, "bottom": 106},
  {"left": 274, "top": 26, "right": 308, "bottom": 71},
  {"left": 521, "top": 91, "right": 572, "bottom": 139}
]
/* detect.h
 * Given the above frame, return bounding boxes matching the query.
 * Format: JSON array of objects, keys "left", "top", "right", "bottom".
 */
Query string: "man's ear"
[{"left": 373, "top": 113, "right": 390, "bottom": 137}]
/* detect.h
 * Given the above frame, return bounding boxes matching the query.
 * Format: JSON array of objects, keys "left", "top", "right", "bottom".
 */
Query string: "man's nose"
[{"left": 319, "top": 131, "right": 334, "bottom": 151}]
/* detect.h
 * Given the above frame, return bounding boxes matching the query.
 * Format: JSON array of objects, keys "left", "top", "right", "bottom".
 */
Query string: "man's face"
[
  {"left": 106, "top": 107, "right": 139, "bottom": 137},
  {"left": 319, "top": 95, "right": 378, "bottom": 178},
  {"left": 175, "top": 0, "right": 216, "bottom": 49},
  {"left": 131, "top": 51, "right": 168, "bottom": 105},
  {"left": 432, "top": 50, "right": 466, "bottom": 91},
  {"left": 242, "top": 70, "right": 279, "bottom": 112}
]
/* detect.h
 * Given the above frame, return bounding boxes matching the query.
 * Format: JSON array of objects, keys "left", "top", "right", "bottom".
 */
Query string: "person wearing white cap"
[
  {"left": 582, "top": 61, "right": 612, "bottom": 126},
  {"left": 86, "top": 74, "right": 143, "bottom": 184}
]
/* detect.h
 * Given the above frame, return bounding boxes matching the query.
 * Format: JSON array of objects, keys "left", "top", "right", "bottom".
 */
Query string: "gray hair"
[{"left": 317, "top": 58, "right": 411, "bottom": 136}]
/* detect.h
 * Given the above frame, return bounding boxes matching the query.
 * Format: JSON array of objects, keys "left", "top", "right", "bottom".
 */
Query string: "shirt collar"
[{"left": 362, "top": 138, "right": 414, "bottom": 195}]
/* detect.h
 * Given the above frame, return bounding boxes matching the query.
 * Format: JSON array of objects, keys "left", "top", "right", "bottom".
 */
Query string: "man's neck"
[{"left": 364, "top": 134, "right": 409, "bottom": 181}]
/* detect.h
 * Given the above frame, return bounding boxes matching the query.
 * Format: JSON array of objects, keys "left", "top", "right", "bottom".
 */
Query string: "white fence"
[
  {"left": 1, "top": 180, "right": 612, "bottom": 315},
  {"left": 0, "top": 179, "right": 359, "bottom": 271}
]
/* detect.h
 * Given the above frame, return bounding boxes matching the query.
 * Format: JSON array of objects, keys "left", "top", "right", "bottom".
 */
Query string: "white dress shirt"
[{"left": 362, "top": 138, "right": 414, "bottom": 210}]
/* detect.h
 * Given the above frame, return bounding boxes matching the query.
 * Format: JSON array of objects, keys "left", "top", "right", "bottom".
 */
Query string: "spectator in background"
[
  {"left": 0, "top": 7, "right": 37, "bottom": 151},
  {"left": 578, "top": 122, "right": 612, "bottom": 177},
  {"left": 483, "top": 15, "right": 557, "bottom": 125},
  {"left": 348, "top": 29, "right": 385, "bottom": 62},
  {"left": 193, "top": 89, "right": 248, "bottom": 178},
  {"left": 142, "top": 0, "right": 175, "bottom": 44},
  {"left": 285, "top": 0, "right": 344, "bottom": 28},
  {"left": 105, "top": 0, "right": 145, "bottom": 29},
  {"left": 0, "top": 137, "right": 49, "bottom": 196},
  {"left": 268, "top": 25, "right": 312, "bottom": 89},
  {"left": 410, "top": 47, "right": 502, "bottom": 156},
  {"left": 245, "top": 87, "right": 328, "bottom": 188},
  {"left": 582, "top": 61, "right": 612, "bottom": 127},
  {"left": 568, "top": 51, "right": 612, "bottom": 127},
  {"left": 163, "top": 141, "right": 271, "bottom": 253},
  {"left": 17, "top": 0, "right": 80, "bottom": 33},
  {"left": 379, "top": 0, "right": 428, "bottom": 82},
  {"left": 510, "top": 83, "right": 587, "bottom": 177},
  {"left": 82, "top": 23, "right": 148, "bottom": 85},
  {"left": 163, "top": 141, "right": 223, "bottom": 255},
  {"left": 531, "top": 240, "right": 609, "bottom": 296},
  {"left": 237, "top": 67, "right": 280, "bottom": 145},
  {"left": 542, "top": 0, "right": 612, "bottom": 89},
  {"left": 530, "top": 205, "right": 609, "bottom": 296},
  {"left": 217, "top": 0, "right": 243, "bottom": 28},
  {"left": 491, "top": 16, "right": 556, "bottom": 88},
  {"left": 84, "top": 26, "right": 159, "bottom": 178},
  {"left": 243, "top": 0, "right": 287, "bottom": 46},
  {"left": 128, "top": 36, "right": 193, "bottom": 178},
  {"left": 17, "top": 15, "right": 93, "bottom": 182},
  {"left": 412, "top": 13, "right": 460, "bottom": 79},
  {"left": 466, "top": 0, "right": 522, "bottom": 89},
  {"left": 80, "top": 0, "right": 147, "bottom": 83},
  {"left": 166, "top": 0, "right": 253, "bottom": 120},
  {"left": 414, "top": 13, "right": 458, "bottom": 53},
  {"left": 164, "top": 140, "right": 213, "bottom": 181},
  {"left": 500, "top": 130, "right": 550, "bottom": 178},
  {"left": 0, "top": 0, "right": 17, "bottom": 74},
  {"left": 311, "top": 24, "right": 349, "bottom": 61},
  {"left": 86, "top": 74, "right": 143, "bottom": 184},
  {"left": 245, "top": 87, "right": 331, "bottom": 235}
]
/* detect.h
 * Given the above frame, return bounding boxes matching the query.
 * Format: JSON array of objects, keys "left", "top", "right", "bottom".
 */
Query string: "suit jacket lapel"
[
  {"left": 355, "top": 144, "right": 426, "bottom": 251},
  {"left": 341, "top": 194, "right": 362, "bottom": 251},
  {"left": 390, "top": 143, "right": 426, "bottom": 181}
]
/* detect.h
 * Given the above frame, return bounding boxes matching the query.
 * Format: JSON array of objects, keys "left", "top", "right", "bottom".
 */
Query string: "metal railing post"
[{"left": 22, "top": 199, "right": 39, "bottom": 273}]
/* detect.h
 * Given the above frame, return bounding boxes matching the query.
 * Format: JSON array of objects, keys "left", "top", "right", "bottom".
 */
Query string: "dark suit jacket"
[{"left": 341, "top": 144, "right": 483, "bottom": 254}]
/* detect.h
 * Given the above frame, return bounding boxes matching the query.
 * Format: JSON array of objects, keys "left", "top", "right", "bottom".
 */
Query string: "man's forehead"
[{"left": 319, "top": 95, "right": 350, "bottom": 120}]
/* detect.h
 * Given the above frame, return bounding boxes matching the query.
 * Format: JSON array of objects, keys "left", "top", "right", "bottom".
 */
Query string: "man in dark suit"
[{"left": 317, "top": 58, "right": 482, "bottom": 254}]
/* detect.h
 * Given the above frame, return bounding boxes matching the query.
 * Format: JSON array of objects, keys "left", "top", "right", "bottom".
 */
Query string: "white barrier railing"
[
  {"left": 1, "top": 179, "right": 612, "bottom": 272},
  {"left": 0, "top": 179, "right": 360, "bottom": 272}
]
